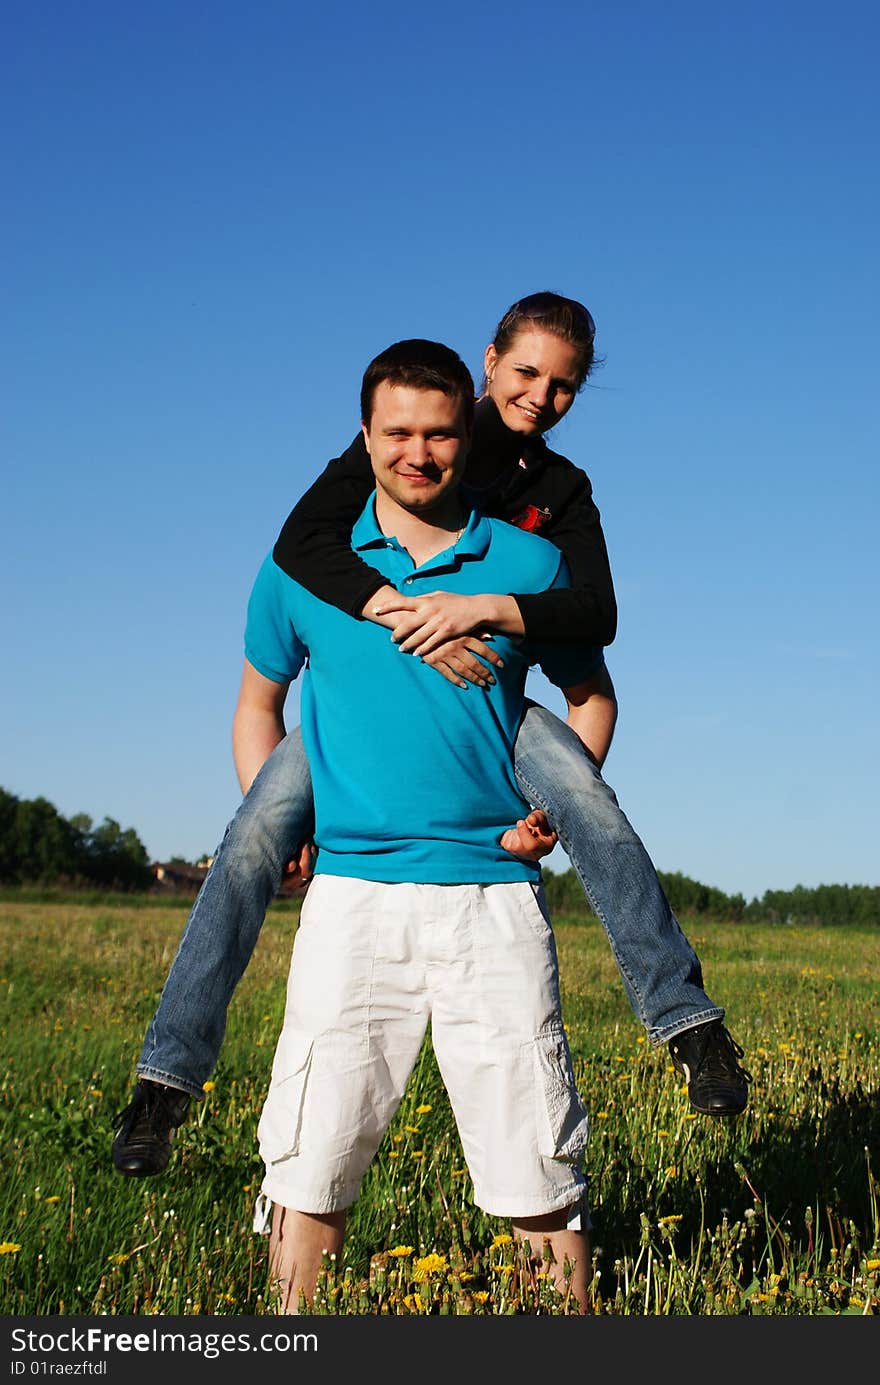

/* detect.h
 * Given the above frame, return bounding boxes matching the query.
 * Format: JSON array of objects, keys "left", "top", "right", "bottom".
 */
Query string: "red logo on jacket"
[{"left": 510, "top": 504, "right": 552, "bottom": 533}]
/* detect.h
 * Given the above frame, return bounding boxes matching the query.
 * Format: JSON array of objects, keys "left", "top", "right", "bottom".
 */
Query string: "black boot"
[
  {"left": 669, "top": 1020, "right": 752, "bottom": 1116},
  {"left": 112, "top": 1080, "right": 191, "bottom": 1176}
]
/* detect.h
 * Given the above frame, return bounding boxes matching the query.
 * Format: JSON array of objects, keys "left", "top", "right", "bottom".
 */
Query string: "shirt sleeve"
[
  {"left": 243, "top": 554, "right": 309, "bottom": 684},
  {"left": 526, "top": 553, "right": 606, "bottom": 688},
  {"left": 511, "top": 465, "right": 617, "bottom": 647},
  {"left": 272, "top": 433, "right": 389, "bottom": 617}
]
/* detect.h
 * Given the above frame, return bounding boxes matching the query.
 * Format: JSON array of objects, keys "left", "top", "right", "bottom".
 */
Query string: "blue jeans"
[{"left": 137, "top": 706, "right": 722, "bottom": 1097}]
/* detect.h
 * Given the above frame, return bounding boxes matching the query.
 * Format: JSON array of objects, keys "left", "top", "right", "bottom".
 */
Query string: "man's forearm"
[
  {"left": 564, "top": 666, "right": 619, "bottom": 769},
  {"left": 232, "top": 708, "right": 287, "bottom": 795}
]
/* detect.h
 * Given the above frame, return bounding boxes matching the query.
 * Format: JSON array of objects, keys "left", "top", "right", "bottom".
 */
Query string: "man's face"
[{"left": 362, "top": 382, "right": 471, "bottom": 518}]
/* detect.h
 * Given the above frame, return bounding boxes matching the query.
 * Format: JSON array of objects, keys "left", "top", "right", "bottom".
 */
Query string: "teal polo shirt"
[{"left": 244, "top": 498, "right": 604, "bottom": 884}]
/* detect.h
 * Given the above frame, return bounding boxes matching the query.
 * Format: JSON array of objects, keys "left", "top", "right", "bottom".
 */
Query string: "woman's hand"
[
  {"left": 420, "top": 635, "right": 504, "bottom": 689},
  {"left": 372, "top": 590, "right": 488, "bottom": 654},
  {"left": 499, "top": 809, "right": 558, "bottom": 861}
]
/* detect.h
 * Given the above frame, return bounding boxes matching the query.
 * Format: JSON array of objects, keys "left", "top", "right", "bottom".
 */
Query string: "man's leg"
[
  {"left": 514, "top": 702, "right": 751, "bottom": 1115},
  {"left": 511, "top": 1206, "right": 591, "bottom": 1313},
  {"left": 113, "top": 728, "right": 314, "bottom": 1176},
  {"left": 429, "top": 880, "right": 593, "bottom": 1312},
  {"left": 268, "top": 1204, "right": 346, "bottom": 1314},
  {"left": 257, "top": 877, "right": 431, "bottom": 1307}
]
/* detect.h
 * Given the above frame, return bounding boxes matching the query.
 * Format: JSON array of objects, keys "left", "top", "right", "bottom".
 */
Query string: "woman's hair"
[
  {"left": 487, "top": 290, "right": 598, "bottom": 390},
  {"left": 361, "top": 338, "right": 475, "bottom": 426}
]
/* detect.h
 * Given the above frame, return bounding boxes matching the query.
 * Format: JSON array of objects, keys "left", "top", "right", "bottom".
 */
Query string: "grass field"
[{"left": 1, "top": 896, "right": 878, "bottom": 1315}]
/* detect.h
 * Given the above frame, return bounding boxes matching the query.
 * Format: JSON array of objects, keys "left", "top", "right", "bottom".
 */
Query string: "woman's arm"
[
  {"left": 272, "top": 432, "right": 390, "bottom": 618},
  {"left": 512, "top": 467, "right": 617, "bottom": 647},
  {"left": 369, "top": 454, "right": 618, "bottom": 653}
]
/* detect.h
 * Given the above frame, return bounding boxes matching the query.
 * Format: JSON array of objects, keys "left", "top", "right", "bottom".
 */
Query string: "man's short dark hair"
[{"left": 360, "top": 339, "right": 475, "bottom": 428}]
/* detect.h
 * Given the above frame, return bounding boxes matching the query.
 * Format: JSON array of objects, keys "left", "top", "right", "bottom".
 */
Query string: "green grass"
[{"left": 1, "top": 900, "right": 878, "bottom": 1315}]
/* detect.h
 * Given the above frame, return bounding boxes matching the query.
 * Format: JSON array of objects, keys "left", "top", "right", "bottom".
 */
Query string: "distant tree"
[
  {"left": 79, "top": 816, "right": 152, "bottom": 890},
  {"left": 8, "top": 796, "right": 81, "bottom": 883},
  {"left": 0, "top": 788, "right": 20, "bottom": 881},
  {"left": 0, "top": 788, "right": 152, "bottom": 890}
]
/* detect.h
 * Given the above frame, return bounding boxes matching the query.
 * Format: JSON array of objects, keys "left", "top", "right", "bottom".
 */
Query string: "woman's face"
[{"left": 483, "top": 328, "right": 583, "bottom": 437}]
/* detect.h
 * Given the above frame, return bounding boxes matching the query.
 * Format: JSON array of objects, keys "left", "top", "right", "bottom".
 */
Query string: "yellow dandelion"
[
  {"left": 413, "top": 1253, "right": 448, "bottom": 1281},
  {"left": 393, "top": 1134, "right": 404, "bottom": 1143},
  {"left": 107, "top": 1253, "right": 129, "bottom": 1265},
  {"left": 657, "top": 1130, "right": 669, "bottom": 1138},
  {"left": 473, "top": 1291, "right": 489, "bottom": 1303},
  {"left": 665, "top": 1166, "right": 678, "bottom": 1176},
  {"left": 854, "top": 1032, "right": 863, "bottom": 1039},
  {"left": 596, "top": 1111, "right": 608, "bottom": 1119},
  {"left": 242, "top": 1184, "right": 253, "bottom": 1193},
  {"left": 637, "top": 1035, "right": 646, "bottom": 1044},
  {"left": 404, "top": 1125, "right": 420, "bottom": 1134},
  {"left": 866, "top": 1259, "right": 880, "bottom": 1271},
  {"left": 658, "top": 1215, "right": 683, "bottom": 1226},
  {"left": 491, "top": 1233, "right": 513, "bottom": 1248},
  {"left": 90, "top": 1088, "right": 102, "bottom": 1098},
  {"left": 388, "top": 1245, "right": 413, "bottom": 1258},
  {"left": 684, "top": 1113, "right": 697, "bottom": 1121},
  {"left": 451, "top": 1168, "right": 468, "bottom": 1178},
  {"left": 388, "top": 1151, "right": 399, "bottom": 1159},
  {"left": 411, "top": 1151, "right": 424, "bottom": 1160},
  {"left": 415, "top": 1104, "right": 432, "bottom": 1114},
  {"left": 44, "top": 1197, "right": 61, "bottom": 1205},
  {"left": 0, "top": 1243, "right": 21, "bottom": 1255},
  {"left": 202, "top": 1081, "right": 216, "bottom": 1093}
]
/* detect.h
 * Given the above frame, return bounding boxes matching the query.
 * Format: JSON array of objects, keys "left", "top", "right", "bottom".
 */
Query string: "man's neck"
[{"left": 374, "top": 492, "right": 467, "bottom": 568}]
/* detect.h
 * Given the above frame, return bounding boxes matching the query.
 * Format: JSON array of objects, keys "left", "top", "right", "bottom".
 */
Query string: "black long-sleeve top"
[{"left": 272, "top": 397, "right": 617, "bottom": 647}]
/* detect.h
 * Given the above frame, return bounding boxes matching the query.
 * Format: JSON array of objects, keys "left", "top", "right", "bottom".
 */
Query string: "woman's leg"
[
  {"left": 136, "top": 727, "right": 314, "bottom": 1095},
  {"left": 513, "top": 702, "right": 722, "bottom": 1045}
]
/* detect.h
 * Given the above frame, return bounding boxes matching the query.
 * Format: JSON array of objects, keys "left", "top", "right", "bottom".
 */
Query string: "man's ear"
[{"left": 361, "top": 420, "right": 371, "bottom": 455}]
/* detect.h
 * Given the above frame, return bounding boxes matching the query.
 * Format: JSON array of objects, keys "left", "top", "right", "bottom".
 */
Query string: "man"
[{"left": 243, "top": 339, "right": 604, "bottom": 1311}]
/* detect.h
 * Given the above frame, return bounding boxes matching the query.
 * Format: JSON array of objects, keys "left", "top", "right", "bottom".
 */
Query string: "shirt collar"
[{"left": 353, "top": 494, "right": 491, "bottom": 564}]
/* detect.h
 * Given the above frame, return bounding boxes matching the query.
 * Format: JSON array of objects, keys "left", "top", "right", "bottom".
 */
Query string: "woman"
[{"left": 113, "top": 293, "right": 749, "bottom": 1181}]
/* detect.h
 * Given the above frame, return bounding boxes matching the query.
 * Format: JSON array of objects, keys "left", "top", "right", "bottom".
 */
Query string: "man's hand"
[
  {"left": 420, "top": 635, "right": 503, "bottom": 689},
  {"left": 500, "top": 809, "right": 558, "bottom": 862},
  {"left": 283, "top": 840, "right": 316, "bottom": 885}
]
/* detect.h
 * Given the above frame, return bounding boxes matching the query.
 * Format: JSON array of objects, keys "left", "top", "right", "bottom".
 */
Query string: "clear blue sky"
[{"left": 3, "top": 1, "right": 878, "bottom": 901}]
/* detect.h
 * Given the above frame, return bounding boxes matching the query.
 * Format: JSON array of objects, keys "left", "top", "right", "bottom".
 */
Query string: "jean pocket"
[
  {"left": 533, "top": 1022, "right": 590, "bottom": 1163},
  {"left": 257, "top": 1028, "right": 314, "bottom": 1166}
]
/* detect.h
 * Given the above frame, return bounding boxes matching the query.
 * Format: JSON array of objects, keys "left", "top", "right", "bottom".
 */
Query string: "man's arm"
[
  {"left": 563, "top": 662, "right": 618, "bottom": 769},
  {"left": 231, "top": 659, "right": 291, "bottom": 794}
]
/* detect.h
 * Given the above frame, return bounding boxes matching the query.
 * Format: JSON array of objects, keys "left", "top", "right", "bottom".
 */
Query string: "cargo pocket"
[
  {"left": 257, "top": 1029, "right": 314, "bottom": 1167},
  {"left": 533, "top": 1022, "right": 589, "bottom": 1164}
]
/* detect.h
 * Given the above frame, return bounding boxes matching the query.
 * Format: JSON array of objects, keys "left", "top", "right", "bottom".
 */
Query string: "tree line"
[
  {"left": 0, "top": 788, "right": 152, "bottom": 891},
  {"left": 542, "top": 866, "right": 878, "bottom": 927},
  {"left": 2, "top": 787, "right": 876, "bottom": 923}
]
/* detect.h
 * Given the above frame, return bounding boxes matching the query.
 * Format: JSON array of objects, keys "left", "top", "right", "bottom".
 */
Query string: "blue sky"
[{"left": 3, "top": 1, "right": 878, "bottom": 901}]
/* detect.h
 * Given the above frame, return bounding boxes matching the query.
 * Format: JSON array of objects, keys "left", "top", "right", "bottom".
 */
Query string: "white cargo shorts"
[{"left": 257, "top": 875, "right": 589, "bottom": 1219}]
